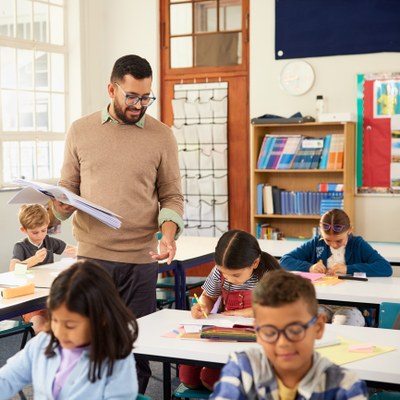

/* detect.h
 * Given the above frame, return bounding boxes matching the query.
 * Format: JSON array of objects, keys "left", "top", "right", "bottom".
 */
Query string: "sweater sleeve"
[
  {"left": 346, "top": 237, "right": 393, "bottom": 277},
  {"left": 279, "top": 239, "right": 318, "bottom": 272}
]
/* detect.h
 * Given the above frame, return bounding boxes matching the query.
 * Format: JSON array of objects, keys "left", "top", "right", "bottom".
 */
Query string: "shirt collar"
[
  {"left": 101, "top": 106, "right": 145, "bottom": 128},
  {"left": 28, "top": 237, "right": 42, "bottom": 249}
]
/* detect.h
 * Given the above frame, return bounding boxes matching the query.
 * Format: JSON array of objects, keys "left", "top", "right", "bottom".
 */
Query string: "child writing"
[
  {"left": 179, "top": 229, "right": 281, "bottom": 390},
  {"left": 0, "top": 260, "right": 139, "bottom": 399},
  {"left": 210, "top": 270, "right": 368, "bottom": 399},
  {"left": 10, "top": 203, "right": 76, "bottom": 333},
  {"left": 280, "top": 208, "right": 392, "bottom": 326}
]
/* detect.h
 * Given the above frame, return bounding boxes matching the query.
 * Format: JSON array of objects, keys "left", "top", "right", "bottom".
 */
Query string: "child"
[
  {"left": 0, "top": 260, "right": 139, "bottom": 399},
  {"left": 10, "top": 204, "right": 76, "bottom": 333},
  {"left": 280, "top": 208, "right": 392, "bottom": 326},
  {"left": 210, "top": 270, "right": 368, "bottom": 399},
  {"left": 179, "top": 229, "right": 281, "bottom": 390}
]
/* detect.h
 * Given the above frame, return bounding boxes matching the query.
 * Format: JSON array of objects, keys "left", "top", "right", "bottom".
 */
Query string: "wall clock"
[{"left": 280, "top": 61, "right": 315, "bottom": 96}]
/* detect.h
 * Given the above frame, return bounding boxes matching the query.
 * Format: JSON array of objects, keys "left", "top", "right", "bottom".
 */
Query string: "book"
[
  {"left": 265, "top": 136, "right": 288, "bottom": 169},
  {"left": 199, "top": 325, "right": 256, "bottom": 342},
  {"left": 272, "top": 186, "right": 282, "bottom": 214},
  {"left": 256, "top": 135, "right": 269, "bottom": 168},
  {"left": 8, "top": 179, "right": 122, "bottom": 229},
  {"left": 319, "top": 134, "right": 332, "bottom": 169},
  {"left": 327, "top": 134, "right": 344, "bottom": 170},
  {"left": 260, "top": 136, "right": 277, "bottom": 169},
  {"left": 257, "top": 183, "right": 264, "bottom": 214},
  {"left": 276, "top": 135, "right": 302, "bottom": 169},
  {"left": 318, "top": 183, "right": 344, "bottom": 192},
  {"left": 263, "top": 185, "right": 274, "bottom": 214}
]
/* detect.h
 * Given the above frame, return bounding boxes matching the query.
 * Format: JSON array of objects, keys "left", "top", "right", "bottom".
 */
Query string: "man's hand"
[
  {"left": 51, "top": 199, "right": 77, "bottom": 217},
  {"left": 150, "top": 235, "right": 176, "bottom": 264}
]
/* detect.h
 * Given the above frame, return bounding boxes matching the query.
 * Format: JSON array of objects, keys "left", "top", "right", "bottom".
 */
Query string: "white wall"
[{"left": 1, "top": 0, "right": 400, "bottom": 270}]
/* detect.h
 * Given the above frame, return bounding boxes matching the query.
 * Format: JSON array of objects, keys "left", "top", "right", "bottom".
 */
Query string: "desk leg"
[
  {"left": 163, "top": 362, "right": 171, "bottom": 400},
  {"left": 178, "top": 261, "right": 187, "bottom": 310}
]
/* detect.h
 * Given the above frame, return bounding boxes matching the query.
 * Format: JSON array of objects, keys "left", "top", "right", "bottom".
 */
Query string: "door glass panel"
[
  {"left": 220, "top": 0, "right": 242, "bottom": 31},
  {"left": 195, "top": 1, "right": 217, "bottom": 33},
  {"left": 195, "top": 32, "right": 241, "bottom": 67},
  {"left": 170, "top": 3, "right": 192, "bottom": 35},
  {"left": 171, "top": 36, "right": 193, "bottom": 68}
]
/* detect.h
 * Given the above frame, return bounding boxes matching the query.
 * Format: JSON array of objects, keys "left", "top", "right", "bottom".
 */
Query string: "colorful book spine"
[
  {"left": 256, "top": 135, "right": 269, "bottom": 168},
  {"left": 319, "top": 134, "right": 332, "bottom": 170},
  {"left": 318, "top": 183, "right": 344, "bottom": 192},
  {"left": 260, "top": 136, "right": 277, "bottom": 169}
]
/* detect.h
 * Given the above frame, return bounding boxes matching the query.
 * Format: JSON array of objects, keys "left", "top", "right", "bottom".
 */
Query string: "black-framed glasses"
[
  {"left": 114, "top": 82, "right": 156, "bottom": 107},
  {"left": 255, "top": 315, "right": 317, "bottom": 344},
  {"left": 321, "top": 222, "right": 349, "bottom": 233}
]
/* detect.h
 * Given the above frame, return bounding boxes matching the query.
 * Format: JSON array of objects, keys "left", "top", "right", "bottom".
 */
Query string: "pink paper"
[
  {"left": 292, "top": 272, "right": 326, "bottom": 281},
  {"left": 348, "top": 343, "right": 375, "bottom": 353}
]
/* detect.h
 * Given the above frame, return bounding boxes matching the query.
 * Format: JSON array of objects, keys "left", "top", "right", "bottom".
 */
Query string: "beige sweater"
[{"left": 59, "top": 111, "right": 183, "bottom": 263}]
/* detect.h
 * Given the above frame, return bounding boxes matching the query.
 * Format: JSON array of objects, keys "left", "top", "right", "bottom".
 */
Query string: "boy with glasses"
[
  {"left": 210, "top": 270, "right": 368, "bottom": 399},
  {"left": 279, "top": 208, "right": 392, "bottom": 326}
]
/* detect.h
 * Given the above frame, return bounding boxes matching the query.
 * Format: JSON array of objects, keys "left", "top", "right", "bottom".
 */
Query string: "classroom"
[{"left": 1, "top": 1, "right": 400, "bottom": 399}]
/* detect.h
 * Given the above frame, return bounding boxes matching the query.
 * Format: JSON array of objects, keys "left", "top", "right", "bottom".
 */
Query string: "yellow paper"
[{"left": 316, "top": 336, "right": 395, "bottom": 365}]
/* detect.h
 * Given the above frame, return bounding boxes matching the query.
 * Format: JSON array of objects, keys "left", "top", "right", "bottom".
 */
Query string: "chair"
[
  {"left": 0, "top": 319, "right": 35, "bottom": 400},
  {"left": 369, "top": 391, "right": 400, "bottom": 400},
  {"left": 136, "top": 394, "right": 153, "bottom": 400},
  {"left": 172, "top": 382, "right": 212, "bottom": 399},
  {"left": 378, "top": 302, "right": 400, "bottom": 329}
]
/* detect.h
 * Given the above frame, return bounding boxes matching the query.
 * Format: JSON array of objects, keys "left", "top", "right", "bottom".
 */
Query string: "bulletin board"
[
  {"left": 172, "top": 82, "right": 229, "bottom": 237},
  {"left": 275, "top": 0, "right": 400, "bottom": 60},
  {"left": 356, "top": 73, "right": 400, "bottom": 193}
]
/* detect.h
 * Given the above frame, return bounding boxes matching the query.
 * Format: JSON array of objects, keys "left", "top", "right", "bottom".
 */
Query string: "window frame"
[{"left": 0, "top": 0, "right": 68, "bottom": 188}]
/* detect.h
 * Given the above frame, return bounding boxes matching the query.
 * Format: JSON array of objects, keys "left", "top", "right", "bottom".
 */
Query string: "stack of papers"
[{"left": 8, "top": 179, "right": 122, "bottom": 229}]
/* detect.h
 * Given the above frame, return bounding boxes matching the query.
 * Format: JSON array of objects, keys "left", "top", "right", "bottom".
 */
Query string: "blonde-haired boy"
[
  {"left": 10, "top": 204, "right": 76, "bottom": 333},
  {"left": 211, "top": 270, "right": 368, "bottom": 399}
]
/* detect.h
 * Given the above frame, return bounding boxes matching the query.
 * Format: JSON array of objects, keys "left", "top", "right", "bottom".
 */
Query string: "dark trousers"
[{"left": 79, "top": 256, "right": 158, "bottom": 394}]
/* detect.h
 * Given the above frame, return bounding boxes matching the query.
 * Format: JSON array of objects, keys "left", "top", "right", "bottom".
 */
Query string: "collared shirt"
[{"left": 101, "top": 106, "right": 145, "bottom": 128}]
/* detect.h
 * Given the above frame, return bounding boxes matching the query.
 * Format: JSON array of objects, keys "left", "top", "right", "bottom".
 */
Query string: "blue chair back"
[{"left": 379, "top": 302, "right": 400, "bottom": 329}]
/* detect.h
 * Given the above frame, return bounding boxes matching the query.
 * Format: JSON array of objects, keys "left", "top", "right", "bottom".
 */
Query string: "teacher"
[{"left": 52, "top": 54, "right": 184, "bottom": 393}]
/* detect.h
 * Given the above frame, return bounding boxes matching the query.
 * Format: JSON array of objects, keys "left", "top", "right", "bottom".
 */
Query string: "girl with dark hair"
[
  {"left": 280, "top": 208, "right": 392, "bottom": 326},
  {"left": 0, "top": 260, "right": 138, "bottom": 399},
  {"left": 179, "top": 229, "right": 280, "bottom": 390}
]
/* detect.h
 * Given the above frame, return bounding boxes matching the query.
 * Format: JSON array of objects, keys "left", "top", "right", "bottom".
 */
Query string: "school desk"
[
  {"left": 134, "top": 309, "right": 400, "bottom": 400},
  {"left": 171, "top": 236, "right": 400, "bottom": 309}
]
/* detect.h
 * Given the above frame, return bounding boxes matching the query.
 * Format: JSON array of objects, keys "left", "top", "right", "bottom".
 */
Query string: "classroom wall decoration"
[
  {"left": 356, "top": 73, "right": 400, "bottom": 193},
  {"left": 275, "top": 0, "right": 400, "bottom": 60},
  {"left": 172, "top": 82, "right": 229, "bottom": 237}
]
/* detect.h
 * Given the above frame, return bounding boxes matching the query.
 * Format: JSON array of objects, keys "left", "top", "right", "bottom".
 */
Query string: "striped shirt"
[
  {"left": 202, "top": 266, "right": 259, "bottom": 298},
  {"left": 211, "top": 348, "right": 368, "bottom": 400}
]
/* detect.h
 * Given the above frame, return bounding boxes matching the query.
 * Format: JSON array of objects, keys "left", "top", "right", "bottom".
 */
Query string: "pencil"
[{"left": 193, "top": 293, "right": 208, "bottom": 319}]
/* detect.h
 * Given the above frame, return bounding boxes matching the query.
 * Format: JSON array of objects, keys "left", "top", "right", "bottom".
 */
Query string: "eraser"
[
  {"left": 14, "top": 263, "right": 28, "bottom": 275},
  {"left": 1, "top": 283, "right": 35, "bottom": 299},
  {"left": 348, "top": 343, "right": 374, "bottom": 353}
]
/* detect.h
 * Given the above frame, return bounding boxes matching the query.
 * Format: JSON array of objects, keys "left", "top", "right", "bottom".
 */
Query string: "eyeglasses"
[
  {"left": 321, "top": 223, "right": 349, "bottom": 233},
  {"left": 255, "top": 315, "right": 317, "bottom": 344},
  {"left": 114, "top": 82, "right": 156, "bottom": 107}
]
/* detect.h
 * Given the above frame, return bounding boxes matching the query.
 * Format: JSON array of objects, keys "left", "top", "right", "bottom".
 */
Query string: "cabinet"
[{"left": 250, "top": 122, "right": 355, "bottom": 239}]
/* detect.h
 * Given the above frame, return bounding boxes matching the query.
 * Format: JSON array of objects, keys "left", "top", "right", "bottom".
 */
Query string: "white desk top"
[
  {"left": 315, "top": 277, "right": 400, "bottom": 304},
  {"left": 174, "top": 236, "right": 400, "bottom": 264},
  {"left": 135, "top": 309, "right": 400, "bottom": 386}
]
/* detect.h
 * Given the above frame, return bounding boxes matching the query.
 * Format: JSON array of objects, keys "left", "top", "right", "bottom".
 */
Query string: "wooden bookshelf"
[{"left": 250, "top": 122, "right": 355, "bottom": 239}]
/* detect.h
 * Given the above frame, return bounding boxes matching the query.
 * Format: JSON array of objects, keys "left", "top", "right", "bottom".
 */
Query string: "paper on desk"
[
  {"left": 180, "top": 314, "right": 254, "bottom": 329},
  {"left": 316, "top": 336, "right": 395, "bottom": 365},
  {"left": 9, "top": 179, "right": 122, "bottom": 230}
]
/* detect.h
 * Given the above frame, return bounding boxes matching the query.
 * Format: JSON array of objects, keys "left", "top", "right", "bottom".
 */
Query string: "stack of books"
[
  {"left": 256, "top": 183, "right": 344, "bottom": 216},
  {"left": 256, "top": 134, "right": 344, "bottom": 170}
]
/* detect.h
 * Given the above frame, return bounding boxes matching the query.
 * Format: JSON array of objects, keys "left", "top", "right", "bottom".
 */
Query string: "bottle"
[{"left": 316, "top": 95, "right": 324, "bottom": 122}]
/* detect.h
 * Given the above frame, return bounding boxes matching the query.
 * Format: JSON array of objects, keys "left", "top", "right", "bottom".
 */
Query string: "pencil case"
[{"left": 1, "top": 283, "right": 35, "bottom": 299}]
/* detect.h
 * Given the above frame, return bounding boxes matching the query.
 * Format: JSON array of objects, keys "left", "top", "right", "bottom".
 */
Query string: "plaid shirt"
[{"left": 210, "top": 348, "right": 368, "bottom": 400}]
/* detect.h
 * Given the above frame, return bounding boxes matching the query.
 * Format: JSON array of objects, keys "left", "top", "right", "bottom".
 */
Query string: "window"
[{"left": 0, "top": 0, "right": 66, "bottom": 186}]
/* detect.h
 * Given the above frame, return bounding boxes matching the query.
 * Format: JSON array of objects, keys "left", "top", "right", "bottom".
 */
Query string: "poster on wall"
[{"left": 356, "top": 72, "right": 400, "bottom": 194}]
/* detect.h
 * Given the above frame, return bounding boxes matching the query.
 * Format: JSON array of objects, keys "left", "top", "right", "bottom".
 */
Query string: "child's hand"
[
  {"left": 64, "top": 244, "right": 77, "bottom": 257},
  {"left": 222, "top": 308, "right": 254, "bottom": 318},
  {"left": 327, "top": 263, "right": 347, "bottom": 275},
  {"left": 310, "top": 260, "right": 327, "bottom": 274},
  {"left": 34, "top": 248, "right": 47, "bottom": 265},
  {"left": 191, "top": 303, "right": 209, "bottom": 319}
]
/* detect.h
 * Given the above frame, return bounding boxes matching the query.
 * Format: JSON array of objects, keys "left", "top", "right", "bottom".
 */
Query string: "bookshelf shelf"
[{"left": 250, "top": 121, "right": 355, "bottom": 239}]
